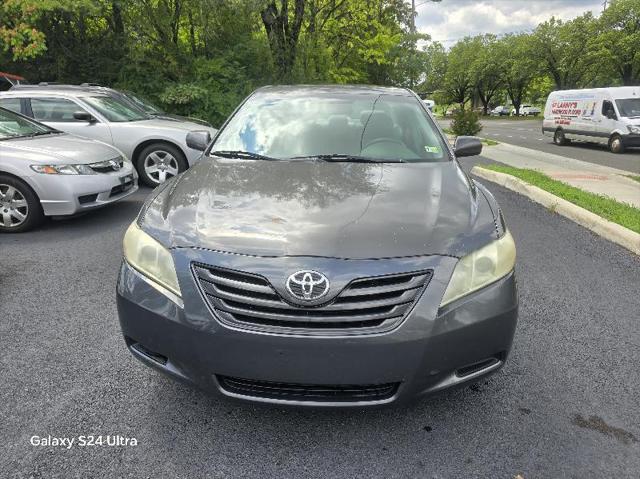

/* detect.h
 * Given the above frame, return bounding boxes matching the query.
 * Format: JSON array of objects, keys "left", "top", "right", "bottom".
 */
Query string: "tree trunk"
[{"left": 261, "top": 0, "right": 305, "bottom": 81}]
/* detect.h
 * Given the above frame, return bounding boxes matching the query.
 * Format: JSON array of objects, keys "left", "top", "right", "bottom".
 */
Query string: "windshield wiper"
[
  {"left": 291, "top": 154, "right": 405, "bottom": 163},
  {"left": 211, "top": 150, "right": 282, "bottom": 161}
]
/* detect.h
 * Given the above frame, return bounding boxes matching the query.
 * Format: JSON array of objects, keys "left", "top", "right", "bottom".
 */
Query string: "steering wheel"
[{"left": 363, "top": 137, "right": 406, "bottom": 150}]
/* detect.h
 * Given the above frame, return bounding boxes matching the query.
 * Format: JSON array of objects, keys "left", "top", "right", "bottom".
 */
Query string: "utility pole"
[{"left": 410, "top": 0, "right": 416, "bottom": 90}]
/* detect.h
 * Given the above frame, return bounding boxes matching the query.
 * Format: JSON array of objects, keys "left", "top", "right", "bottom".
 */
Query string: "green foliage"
[
  {"left": 0, "top": 0, "right": 638, "bottom": 126},
  {"left": 592, "top": 0, "right": 640, "bottom": 85},
  {"left": 451, "top": 109, "right": 482, "bottom": 137}
]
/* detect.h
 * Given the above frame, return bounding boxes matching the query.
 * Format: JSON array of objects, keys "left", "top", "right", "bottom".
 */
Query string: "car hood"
[
  {"left": 141, "top": 159, "right": 499, "bottom": 259},
  {"left": 134, "top": 118, "right": 216, "bottom": 134},
  {"left": 152, "top": 113, "right": 212, "bottom": 127},
  {"left": 0, "top": 133, "right": 122, "bottom": 164}
]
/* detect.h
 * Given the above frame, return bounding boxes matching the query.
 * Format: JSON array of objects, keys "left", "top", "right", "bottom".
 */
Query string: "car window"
[
  {"left": 602, "top": 100, "right": 615, "bottom": 117},
  {"left": 0, "top": 98, "right": 22, "bottom": 114},
  {"left": 31, "top": 97, "right": 85, "bottom": 122},
  {"left": 0, "top": 106, "right": 52, "bottom": 140},
  {"left": 213, "top": 91, "right": 450, "bottom": 163},
  {"left": 81, "top": 96, "right": 148, "bottom": 122},
  {"left": 615, "top": 98, "right": 640, "bottom": 118},
  {"left": 123, "top": 92, "right": 163, "bottom": 115}
]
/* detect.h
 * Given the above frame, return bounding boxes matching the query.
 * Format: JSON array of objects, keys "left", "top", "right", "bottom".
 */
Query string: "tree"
[
  {"left": 442, "top": 37, "right": 477, "bottom": 108},
  {"left": 593, "top": 0, "right": 640, "bottom": 85},
  {"left": 260, "top": 0, "right": 306, "bottom": 81},
  {"left": 471, "top": 34, "right": 503, "bottom": 115},
  {"left": 530, "top": 13, "right": 599, "bottom": 89},
  {"left": 496, "top": 34, "right": 536, "bottom": 116}
]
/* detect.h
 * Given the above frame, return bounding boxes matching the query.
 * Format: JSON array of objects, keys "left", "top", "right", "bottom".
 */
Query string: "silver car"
[
  {"left": 0, "top": 107, "right": 137, "bottom": 232},
  {"left": 0, "top": 86, "right": 216, "bottom": 186}
]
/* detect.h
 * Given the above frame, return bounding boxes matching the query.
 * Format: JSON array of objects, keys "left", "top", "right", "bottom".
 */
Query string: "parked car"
[
  {"left": 0, "top": 107, "right": 137, "bottom": 232},
  {"left": 0, "top": 86, "right": 217, "bottom": 186},
  {"left": 490, "top": 106, "right": 510, "bottom": 116},
  {"left": 15, "top": 83, "right": 212, "bottom": 127},
  {"left": 117, "top": 85, "right": 518, "bottom": 407},
  {"left": 543, "top": 87, "right": 640, "bottom": 153},
  {"left": 511, "top": 105, "right": 541, "bottom": 116}
]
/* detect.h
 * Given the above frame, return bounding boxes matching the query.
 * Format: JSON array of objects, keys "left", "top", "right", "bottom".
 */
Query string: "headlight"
[
  {"left": 122, "top": 222, "right": 181, "bottom": 299},
  {"left": 628, "top": 125, "right": 640, "bottom": 134},
  {"left": 440, "top": 231, "right": 516, "bottom": 307},
  {"left": 30, "top": 164, "right": 96, "bottom": 175}
]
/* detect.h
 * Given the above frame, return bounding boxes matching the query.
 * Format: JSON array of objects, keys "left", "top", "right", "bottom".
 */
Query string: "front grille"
[
  {"left": 90, "top": 158, "right": 125, "bottom": 173},
  {"left": 217, "top": 375, "right": 400, "bottom": 402},
  {"left": 193, "top": 264, "right": 432, "bottom": 334},
  {"left": 109, "top": 180, "right": 133, "bottom": 197}
]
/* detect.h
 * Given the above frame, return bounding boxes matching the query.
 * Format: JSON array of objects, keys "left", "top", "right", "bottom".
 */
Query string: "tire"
[
  {"left": 609, "top": 134, "right": 625, "bottom": 154},
  {"left": 554, "top": 129, "right": 569, "bottom": 146},
  {"left": 136, "top": 143, "right": 187, "bottom": 187},
  {"left": 0, "top": 175, "right": 44, "bottom": 233}
]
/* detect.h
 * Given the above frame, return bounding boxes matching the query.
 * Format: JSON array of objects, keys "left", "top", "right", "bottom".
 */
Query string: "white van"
[{"left": 542, "top": 87, "right": 640, "bottom": 153}]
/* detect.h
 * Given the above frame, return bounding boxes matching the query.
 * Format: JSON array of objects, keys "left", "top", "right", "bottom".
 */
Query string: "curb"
[{"left": 471, "top": 166, "right": 640, "bottom": 255}]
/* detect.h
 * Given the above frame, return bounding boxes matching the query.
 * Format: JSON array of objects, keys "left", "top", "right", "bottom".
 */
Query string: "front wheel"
[
  {"left": 136, "top": 143, "right": 187, "bottom": 187},
  {"left": 0, "top": 175, "right": 44, "bottom": 233},
  {"left": 554, "top": 129, "right": 569, "bottom": 146},
  {"left": 609, "top": 134, "right": 625, "bottom": 154}
]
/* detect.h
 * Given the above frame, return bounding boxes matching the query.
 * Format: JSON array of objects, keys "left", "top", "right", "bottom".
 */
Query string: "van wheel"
[
  {"left": 136, "top": 143, "right": 187, "bottom": 187},
  {"left": 0, "top": 175, "right": 44, "bottom": 233},
  {"left": 554, "top": 129, "right": 569, "bottom": 146},
  {"left": 609, "top": 135, "right": 625, "bottom": 154}
]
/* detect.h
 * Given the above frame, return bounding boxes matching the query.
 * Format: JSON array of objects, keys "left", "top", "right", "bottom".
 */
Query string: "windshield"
[
  {"left": 82, "top": 96, "right": 149, "bottom": 122},
  {"left": 615, "top": 98, "right": 640, "bottom": 118},
  {"left": 212, "top": 91, "right": 449, "bottom": 162},
  {"left": 123, "top": 91, "right": 164, "bottom": 115},
  {"left": 0, "top": 107, "right": 53, "bottom": 140}
]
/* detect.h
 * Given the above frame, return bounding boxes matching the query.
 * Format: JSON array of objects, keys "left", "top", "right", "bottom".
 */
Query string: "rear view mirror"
[
  {"left": 73, "top": 111, "right": 95, "bottom": 123},
  {"left": 186, "top": 130, "right": 211, "bottom": 151},
  {"left": 454, "top": 136, "right": 483, "bottom": 158}
]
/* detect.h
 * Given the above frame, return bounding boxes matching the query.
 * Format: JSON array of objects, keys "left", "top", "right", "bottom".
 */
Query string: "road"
[
  {"left": 439, "top": 118, "right": 640, "bottom": 173},
  {"left": 2, "top": 160, "right": 639, "bottom": 478}
]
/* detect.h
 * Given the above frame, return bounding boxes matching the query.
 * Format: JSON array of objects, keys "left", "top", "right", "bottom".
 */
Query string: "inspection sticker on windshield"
[{"left": 424, "top": 145, "right": 441, "bottom": 154}]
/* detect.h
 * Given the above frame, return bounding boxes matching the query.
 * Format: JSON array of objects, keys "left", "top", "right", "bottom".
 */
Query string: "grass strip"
[{"left": 479, "top": 164, "right": 640, "bottom": 234}]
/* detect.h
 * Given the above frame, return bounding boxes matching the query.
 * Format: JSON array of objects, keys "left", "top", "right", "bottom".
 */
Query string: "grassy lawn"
[
  {"left": 626, "top": 175, "right": 640, "bottom": 183},
  {"left": 481, "top": 138, "right": 499, "bottom": 146},
  {"left": 479, "top": 164, "right": 640, "bottom": 234}
]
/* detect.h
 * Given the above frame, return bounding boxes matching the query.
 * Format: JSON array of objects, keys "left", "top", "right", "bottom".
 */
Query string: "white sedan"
[{"left": 0, "top": 86, "right": 216, "bottom": 186}]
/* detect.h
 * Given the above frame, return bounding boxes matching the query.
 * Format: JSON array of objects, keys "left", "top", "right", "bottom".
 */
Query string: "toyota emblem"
[{"left": 286, "top": 270, "right": 330, "bottom": 301}]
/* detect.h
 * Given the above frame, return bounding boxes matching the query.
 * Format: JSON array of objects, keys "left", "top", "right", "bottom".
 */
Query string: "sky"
[{"left": 415, "top": 0, "right": 605, "bottom": 47}]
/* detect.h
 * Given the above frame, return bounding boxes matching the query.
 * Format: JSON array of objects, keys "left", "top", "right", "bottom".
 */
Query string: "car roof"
[
  {"left": 4, "top": 84, "right": 117, "bottom": 96},
  {"left": 254, "top": 84, "right": 414, "bottom": 96}
]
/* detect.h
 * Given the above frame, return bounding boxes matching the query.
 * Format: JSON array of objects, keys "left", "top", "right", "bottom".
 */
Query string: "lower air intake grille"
[
  {"left": 217, "top": 376, "right": 400, "bottom": 402},
  {"left": 193, "top": 264, "right": 432, "bottom": 334}
]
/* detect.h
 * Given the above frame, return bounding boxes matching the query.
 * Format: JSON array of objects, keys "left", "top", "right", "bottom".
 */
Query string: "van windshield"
[{"left": 615, "top": 98, "right": 640, "bottom": 118}]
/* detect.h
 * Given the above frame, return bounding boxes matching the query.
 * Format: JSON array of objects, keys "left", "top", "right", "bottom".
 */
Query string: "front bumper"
[
  {"left": 621, "top": 133, "right": 640, "bottom": 148},
  {"left": 116, "top": 250, "right": 518, "bottom": 407},
  {"left": 27, "top": 166, "right": 138, "bottom": 216}
]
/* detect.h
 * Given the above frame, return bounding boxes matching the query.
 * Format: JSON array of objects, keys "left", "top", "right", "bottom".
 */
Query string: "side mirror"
[
  {"left": 454, "top": 136, "right": 483, "bottom": 158},
  {"left": 73, "top": 111, "right": 95, "bottom": 123},
  {"left": 186, "top": 130, "right": 211, "bottom": 151}
]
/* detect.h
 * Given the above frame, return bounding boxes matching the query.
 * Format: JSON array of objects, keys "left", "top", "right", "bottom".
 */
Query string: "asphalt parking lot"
[
  {"left": 439, "top": 118, "right": 640, "bottom": 173},
  {"left": 1, "top": 157, "right": 639, "bottom": 478}
]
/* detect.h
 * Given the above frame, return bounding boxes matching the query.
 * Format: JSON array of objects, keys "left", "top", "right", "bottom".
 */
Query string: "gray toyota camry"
[{"left": 117, "top": 85, "right": 518, "bottom": 406}]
